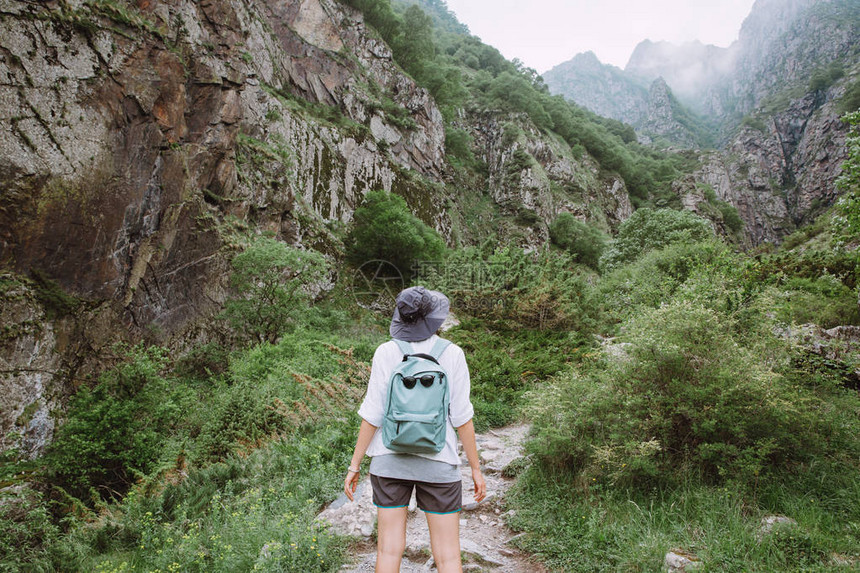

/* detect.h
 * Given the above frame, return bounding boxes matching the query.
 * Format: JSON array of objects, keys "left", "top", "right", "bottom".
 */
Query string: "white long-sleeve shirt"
[{"left": 358, "top": 335, "right": 474, "bottom": 467}]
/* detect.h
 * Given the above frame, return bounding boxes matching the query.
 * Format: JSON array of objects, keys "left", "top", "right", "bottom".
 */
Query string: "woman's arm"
[
  {"left": 344, "top": 419, "right": 378, "bottom": 501},
  {"left": 456, "top": 419, "right": 486, "bottom": 502}
]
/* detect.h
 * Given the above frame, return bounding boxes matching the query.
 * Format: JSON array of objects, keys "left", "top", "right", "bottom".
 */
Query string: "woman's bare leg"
[
  {"left": 376, "top": 506, "right": 408, "bottom": 573},
  {"left": 426, "top": 511, "right": 462, "bottom": 573}
]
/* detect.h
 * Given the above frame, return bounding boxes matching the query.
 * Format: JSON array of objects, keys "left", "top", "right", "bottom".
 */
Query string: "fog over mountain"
[{"left": 546, "top": 0, "right": 858, "bottom": 130}]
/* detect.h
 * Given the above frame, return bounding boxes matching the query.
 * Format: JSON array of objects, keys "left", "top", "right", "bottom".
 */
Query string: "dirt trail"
[{"left": 318, "top": 425, "right": 547, "bottom": 572}]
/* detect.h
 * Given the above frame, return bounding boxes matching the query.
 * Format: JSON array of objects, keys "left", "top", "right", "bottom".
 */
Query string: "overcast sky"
[{"left": 442, "top": 0, "right": 758, "bottom": 73}]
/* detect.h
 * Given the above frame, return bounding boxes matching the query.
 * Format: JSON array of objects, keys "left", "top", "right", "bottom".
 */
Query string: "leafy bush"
[
  {"left": 420, "top": 245, "right": 593, "bottom": 331},
  {"left": 599, "top": 208, "right": 713, "bottom": 272},
  {"left": 508, "top": 461, "right": 860, "bottom": 572},
  {"left": 833, "top": 110, "right": 860, "bottom": 240},
  {"left": 444, "top": 126, "right": 476, "bottom": 168},
  {"left": 527, "top": 300, "right": 855, "bottom": 487},
  {"left": 594, "top": 239, "right": 735, "bottom": 326},
  {"left": 808, "top": 61, "right": 844, "bottom": 92},
  {"left": 548, "top": 213, "right": 608, "bottom": 269},
  {"left": 46, "top": 345, "right": 187, "bottom": 502},
  {"left": 345, "top": 190, "right": 445, "bottom": 278},
  {"left": 447, "top": 320, "right": 587, "bottom": 432},
  {"left": 56, "top": 425, "right": 355, "bottom": 573},
  {"left": 838, "top": 79, "right": 860, "bottom": 114},
  {"left": 761, "top": 275, "right": 860, "bottom": 327},
  {"left": 0, "top": 489, "right": 59, "bottom": 571},
  {"left": 196, "top": 333, "right": 370, "bottom": 461},
  {"left": 749, "top": 247, "right": 860, "bottom": 290},
  {"left": 224, "top": 236, "right": 328, "bottom": 344}
]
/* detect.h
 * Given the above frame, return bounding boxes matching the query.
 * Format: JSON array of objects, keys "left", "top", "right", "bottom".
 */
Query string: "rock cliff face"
[
  {"left": 621, "top": 0, "right": 858, "bottom": 121},
  {"left": 463, "top": 111, "right": 631, "bottom": 246},
  {"left": 543, "top": 54, "right": 709, "bottom": 148},
  {"left": 729, "top": 0, "right": 857, "bottom": 116},
  {"left": 0, "top": 280, "right": 63, "bottom": 458},
  {"left": 0, "top": 0, "right": 447, "bottom": 317},
  {"left": 638, "top": 78, "right": 704, "bottom": 148},
  {"left": 692, "top": 87, "right": 850, "bottom": 246},
  {"left": 625, "top": 40, "right": 736, "bottom": 115}
]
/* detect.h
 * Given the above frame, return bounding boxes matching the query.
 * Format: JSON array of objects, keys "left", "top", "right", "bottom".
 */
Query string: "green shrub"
[
  {"left": 444, "top": 126, "right": 476, "bottom": 167},
  {"left": 0, "top": 488, "right": 59, "bottom": 571},
  {"left": 421, "top": 245, "right": 593, "bottom": 331},
  {"left": 833, "top": 110, "right": 860, "bottom": 239},
  {"left": 508, "top": 462, "right": 860, "bottom": 572},
  {"left": 345, "top": 190, "right": 445, "bottom": 278},
  {"left": 60, "top": 424, "right": 355, "bottom": 573},
  {"left": 196, "top": 332, "right": 370, "bottom": 461},
  {"left": 448, "top": 321, "right": 587, "bottom": 432},
  {"left": 595, "top": 239, "right": 734, "bottom": 325},
  {"left": 46, "top": 345, "right": 186, "bottom": 502},
  {"left": 762, "top": 275, "right": 860, "bottom": 327},
  {"left": 223, "top": 236, "right": 328, "bottom": 344},
  {"left": 599, "top": 208, "right": 713, "bottom": 272},
  {"left": 750, "top": 248, "right": 860, "bottom": 290},
  {"left": 838, "top": 79, "right": 860, "bottom": 114},
  {"left": 716, "top": 200, "right": 744, "bottom": 233},
  {"left": 174, "top": 341, "right": 230, "bottom": 381},
  {"left": 527, "top": 300, "right": 853, "bottom": 487},
  {"left": 548, "top": 213, "right": 608, "bottom": 269}
]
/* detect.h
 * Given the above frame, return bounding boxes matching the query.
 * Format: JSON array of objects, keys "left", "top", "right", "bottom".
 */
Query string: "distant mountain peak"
[{"left": 575, "top": 50, "right": 600, "bottom": 62}]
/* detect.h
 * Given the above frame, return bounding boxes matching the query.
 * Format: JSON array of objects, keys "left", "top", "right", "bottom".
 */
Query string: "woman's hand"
[
  {"left": 344, "top": 469, "right": 360, "bottom": 501},
  {"left": 472, "top": 468, "right": 486, "bottom": 503}
]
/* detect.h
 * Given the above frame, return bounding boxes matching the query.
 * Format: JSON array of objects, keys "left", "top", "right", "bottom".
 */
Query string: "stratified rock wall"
[
  {"left": 0, "top": 280, "right": 62, "bottom": 459},
  {"left": 693, "top": 86, "right": 850, "bottom": 245}
]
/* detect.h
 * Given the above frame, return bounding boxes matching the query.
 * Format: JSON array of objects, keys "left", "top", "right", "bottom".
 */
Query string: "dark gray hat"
[{"left": 389, "top": 286, "right": 450, "bottom": 342}]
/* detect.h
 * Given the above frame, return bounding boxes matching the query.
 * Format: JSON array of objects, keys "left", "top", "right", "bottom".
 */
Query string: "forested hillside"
[{"left": 1, "top": 0, "right": 859, "bottom": 571}]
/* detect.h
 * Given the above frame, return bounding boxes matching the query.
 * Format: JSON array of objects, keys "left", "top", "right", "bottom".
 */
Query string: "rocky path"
[{"left": 318, "top": 425, "right": 547, "bottom": 572}]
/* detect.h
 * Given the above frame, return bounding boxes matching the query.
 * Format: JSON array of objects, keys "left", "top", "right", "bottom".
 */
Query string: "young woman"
[{"left": 344, "top": 286, "right": 486, "bottom": 573}]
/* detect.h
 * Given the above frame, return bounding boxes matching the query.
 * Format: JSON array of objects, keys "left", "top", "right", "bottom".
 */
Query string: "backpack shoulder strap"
[
  {"left": 393, "top": 339, "right": 414, "bottom": 357},
  {"left": 429, "top": 338, "right": 452, "bottom": 361}
]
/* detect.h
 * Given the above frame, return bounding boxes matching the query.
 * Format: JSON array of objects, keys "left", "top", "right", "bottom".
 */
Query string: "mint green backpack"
[{"left": 381, "top": 338, "right": 452, "bottom": 454}]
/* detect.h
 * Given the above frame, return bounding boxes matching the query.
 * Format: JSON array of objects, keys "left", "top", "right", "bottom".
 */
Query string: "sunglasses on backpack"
[{"left": 402, "top": 374, "right": 435, "bottom": 389}]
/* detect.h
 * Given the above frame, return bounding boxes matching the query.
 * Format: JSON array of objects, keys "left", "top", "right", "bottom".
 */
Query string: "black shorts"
[{"left": 370, "top": 474, "right": 462, "bottom": 514}]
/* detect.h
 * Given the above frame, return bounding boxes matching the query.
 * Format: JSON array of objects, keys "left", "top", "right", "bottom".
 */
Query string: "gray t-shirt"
[{"left": 370, "top": 453, "right": 461, "bottom": 483}]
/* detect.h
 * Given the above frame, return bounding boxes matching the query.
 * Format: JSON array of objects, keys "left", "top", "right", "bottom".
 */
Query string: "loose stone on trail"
[{"left": 321, "top": 424, "right": 546, "bottom": 572}]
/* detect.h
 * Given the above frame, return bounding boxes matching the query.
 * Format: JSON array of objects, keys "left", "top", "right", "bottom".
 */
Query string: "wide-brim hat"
[{"left": 389, "top": 286, "right": 450, "bottom": 342}]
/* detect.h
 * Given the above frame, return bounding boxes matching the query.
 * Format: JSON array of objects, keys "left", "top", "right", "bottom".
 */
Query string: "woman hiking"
[{"left": 344, "top": 286, "right": 486, "bottom": 573}]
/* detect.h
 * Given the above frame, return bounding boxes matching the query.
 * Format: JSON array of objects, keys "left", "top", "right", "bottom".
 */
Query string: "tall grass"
[{"left": 509, "top": 464, "right": 860, "bottom": 572}]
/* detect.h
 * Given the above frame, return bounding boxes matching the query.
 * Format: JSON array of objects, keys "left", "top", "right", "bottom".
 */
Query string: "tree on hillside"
[
  {"left": 224, "top": 236, "right": 328, "bottom": 343},
  {"left": 395, "top": 5, "right": 435, "bottom": 76},
  {"left": 549, "top": 213, "right": 608, "bottom": 270},
  {"left": 345, "top": 190, "right": 445, "bottom": 278}
]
